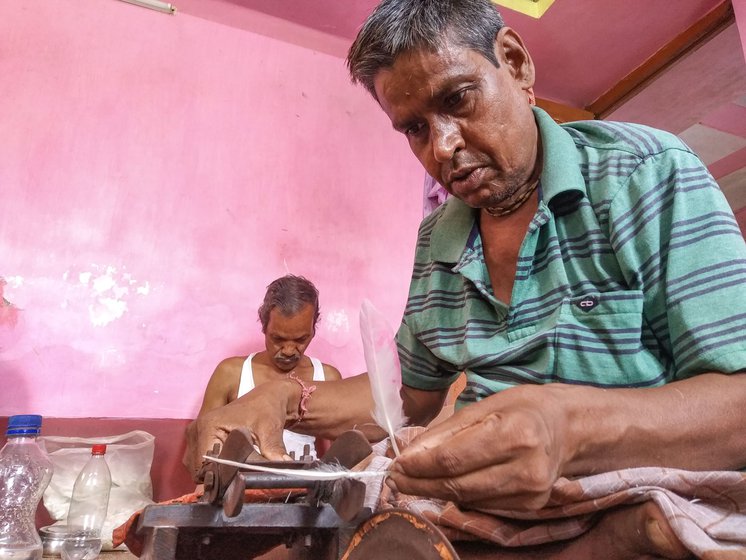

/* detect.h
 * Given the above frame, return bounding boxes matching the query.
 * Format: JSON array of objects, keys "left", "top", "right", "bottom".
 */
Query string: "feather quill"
[
  {"left": 359, "top": 298, "right": 407, "bottom": 456},
  {"left": 203, "top": 455, "right": 385, "bottom": 480}
]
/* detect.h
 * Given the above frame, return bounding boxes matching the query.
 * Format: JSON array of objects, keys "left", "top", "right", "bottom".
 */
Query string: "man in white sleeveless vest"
[{"left": 187, "top": 274, "right": 341, "bottom": 471}]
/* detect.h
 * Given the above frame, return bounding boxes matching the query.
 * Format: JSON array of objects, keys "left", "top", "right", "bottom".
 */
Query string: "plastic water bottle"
[
  {"left": 65, "top": 444, "right": 111, "bottom": 557},
  {"left": 0, "top": 415, "right": 54, "bottom": 560}
]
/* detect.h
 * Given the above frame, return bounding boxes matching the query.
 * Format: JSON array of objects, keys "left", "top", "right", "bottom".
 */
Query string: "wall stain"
[{"left": 0, "top": 279, "right": 19, "bottom": 329}]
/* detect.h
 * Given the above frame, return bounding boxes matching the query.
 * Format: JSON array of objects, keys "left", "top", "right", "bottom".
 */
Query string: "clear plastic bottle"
[
  {"left": 61, "top": 444, "right": 111, "bottom": 560},
  {"left": 65, "top": 444, "right": 111, "bottom": 537},
  {"left": 0, "top": 414, "right": 54, "bottom": 560}
]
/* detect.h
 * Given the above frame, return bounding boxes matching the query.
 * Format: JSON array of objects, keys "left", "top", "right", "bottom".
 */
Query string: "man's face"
[
  {"left": 373, "top": 29, "right": 539, "bottom": 210},
  {"left": 264, "top": 303, "right": 316, "bottom": 372}
]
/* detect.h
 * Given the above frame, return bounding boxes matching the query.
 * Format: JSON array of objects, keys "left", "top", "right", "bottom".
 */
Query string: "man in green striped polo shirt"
[{"left": 189, "top": 0, "right": 746, "bottom": 556}]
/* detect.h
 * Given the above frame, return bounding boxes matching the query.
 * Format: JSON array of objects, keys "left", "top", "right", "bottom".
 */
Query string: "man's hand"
[
  {"left": 388, "top": 384, "right": 573, "bottom": 511},
  {"left": 184, "top": 380, "right": 297, "bottom": 481}
]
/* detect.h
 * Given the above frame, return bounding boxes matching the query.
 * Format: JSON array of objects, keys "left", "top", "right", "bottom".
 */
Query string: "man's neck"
[{"left": 485, "top": 134, "right": 543, "bottom": 217}]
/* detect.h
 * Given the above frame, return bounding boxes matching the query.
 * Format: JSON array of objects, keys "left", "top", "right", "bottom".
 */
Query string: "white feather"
[
  {"left": 203, "top": 455, "right": 385, "bottom": 480},
  {"left": 359, "top": 299, "right": 407, "bottom": 456}
]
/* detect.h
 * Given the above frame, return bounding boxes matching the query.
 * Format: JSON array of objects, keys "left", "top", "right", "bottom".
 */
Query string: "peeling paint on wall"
[
  {"left": 0, "top": 278, "right": 19, "bottom": 329},
  {"left": 0, "top": 277, "right": 22, "bottom": 352},
  {"left": 320, "top": 307, "right": 352, "bottom": 348},
  {"left": 68, "top": 263, "right": 150, "bottom": 327}
]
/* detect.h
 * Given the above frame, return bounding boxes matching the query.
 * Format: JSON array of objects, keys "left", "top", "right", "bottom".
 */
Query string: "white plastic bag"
[{"left": 40, "top": 430, "right": 155, "bottom": 550}]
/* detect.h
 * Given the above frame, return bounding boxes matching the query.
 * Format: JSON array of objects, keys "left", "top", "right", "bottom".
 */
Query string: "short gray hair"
[
  {"left": 258, "top": 275, "right": 320, "bottom": 333},
  {"left": 347, "top": 0, "right": 505, "bottom": 99}
]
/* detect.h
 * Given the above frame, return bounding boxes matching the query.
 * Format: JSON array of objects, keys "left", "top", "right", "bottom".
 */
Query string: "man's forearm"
[
  {"left": 562, "top": 372, "right": 746, "bottom": 475},
  {"left": 284, "top": 372, "right": 386, "bottom": 441}
]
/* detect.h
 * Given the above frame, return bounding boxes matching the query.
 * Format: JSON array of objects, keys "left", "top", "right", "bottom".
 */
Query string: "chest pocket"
[{"left": 552, "top": 290, "right": 666, "bottom": 387}]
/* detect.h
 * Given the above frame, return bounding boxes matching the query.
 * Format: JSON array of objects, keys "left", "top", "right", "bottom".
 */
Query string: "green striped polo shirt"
[{"left": 397, "top": 107, "right": 746, "bottom": 407}]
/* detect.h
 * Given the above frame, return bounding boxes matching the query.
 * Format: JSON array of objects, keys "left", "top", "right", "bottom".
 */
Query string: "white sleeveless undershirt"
[{"left": 238, "top": 353, "right": 325, "bottom": 459}]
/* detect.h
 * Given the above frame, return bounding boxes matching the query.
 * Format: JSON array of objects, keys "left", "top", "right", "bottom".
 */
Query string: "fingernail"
[
  {"left": 385, "top": 477, "right": 398, "bottom": 492},
  {"left": 646, "top": 518, "right": 682, "bottom": 555}
]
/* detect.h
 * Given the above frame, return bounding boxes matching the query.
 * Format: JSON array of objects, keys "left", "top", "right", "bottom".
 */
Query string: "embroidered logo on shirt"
[{"left": 576, "top": 295, "right": 598, "bottom": 312}]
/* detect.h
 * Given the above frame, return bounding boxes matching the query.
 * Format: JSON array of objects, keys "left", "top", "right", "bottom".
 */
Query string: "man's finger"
[
  {"left": 399, "top": 396, "right": 502, "bottom": 457},
  {"left": 387, "top": 460, "right": 552, "bottom": 510},
  {"left": 394, "top": 412, "right": 515, "bottom": 478},
  {"left": 253, "top": 426, "right": 291, "bottom": 461}
]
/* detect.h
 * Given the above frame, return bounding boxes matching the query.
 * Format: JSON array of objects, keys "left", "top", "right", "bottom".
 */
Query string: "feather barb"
[{"left": 203, "top": 455, "right": 385, "bottom": 480}]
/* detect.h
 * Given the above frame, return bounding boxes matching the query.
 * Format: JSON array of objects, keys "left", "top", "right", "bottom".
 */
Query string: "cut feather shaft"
[
  {"left": 203, "top": 455, "right": 387, "bottom": 480},
  {"left": 360, "top": 299, "right": 407, "bottom": 456}
]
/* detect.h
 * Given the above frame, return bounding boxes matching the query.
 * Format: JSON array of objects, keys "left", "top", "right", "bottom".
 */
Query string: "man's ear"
[{"left": 494, "top": 27, "right": 535, "bottom": 90}]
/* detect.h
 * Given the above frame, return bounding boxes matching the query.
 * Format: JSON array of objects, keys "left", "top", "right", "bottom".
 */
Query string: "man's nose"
[
  {"left": 281, "top": 344, "right": 298, "bottom": 356},
  {"left": 431, "top": 118, "right": 464, "bottom": 163}
]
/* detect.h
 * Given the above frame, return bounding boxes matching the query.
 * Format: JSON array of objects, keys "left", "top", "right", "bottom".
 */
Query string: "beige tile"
[
  {"left": 718, "top": 167, "right": 746, "bottom": 213},
  {"left": 679, "top": 124, "right": 746, "bottom": 165}
]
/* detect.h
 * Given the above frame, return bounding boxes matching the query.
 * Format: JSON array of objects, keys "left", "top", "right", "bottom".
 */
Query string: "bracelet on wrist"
[{"left": 287, "top": 372, "right": 316, "bottom": 428}]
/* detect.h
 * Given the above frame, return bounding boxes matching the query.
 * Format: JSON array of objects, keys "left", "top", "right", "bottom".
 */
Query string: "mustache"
[{"left": 274, "top": 353, "right": 299, "bottom": 362}]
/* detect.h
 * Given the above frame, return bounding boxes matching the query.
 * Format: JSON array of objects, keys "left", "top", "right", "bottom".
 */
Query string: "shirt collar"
[
  {"left": 431, "top": 197, "right": 475, "bottom": 263},
  {"left": 430, "top": 107, "right": 586, "bottom": 263},
  {"left": 533, "top": 106, "right": 586, "bottom": 208}
]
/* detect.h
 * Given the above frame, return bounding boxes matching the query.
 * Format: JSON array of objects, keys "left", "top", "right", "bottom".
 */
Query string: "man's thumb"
[{"left": 253, "top": 431, "right": 292, "bottom": 461}]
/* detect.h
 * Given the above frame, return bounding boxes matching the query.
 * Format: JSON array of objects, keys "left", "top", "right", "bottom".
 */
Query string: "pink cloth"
[{"left": 423, "top": 173, "right": 450, "bottom": 217}]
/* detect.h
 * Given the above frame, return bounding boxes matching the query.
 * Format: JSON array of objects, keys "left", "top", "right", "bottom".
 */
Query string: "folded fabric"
[{"left": 364, "top": 427, "right": 746, "bottom": 559}]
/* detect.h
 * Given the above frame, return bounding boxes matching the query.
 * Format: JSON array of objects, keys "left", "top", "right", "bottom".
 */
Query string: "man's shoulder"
[
  {"left": 319, "top": 362, "right": 342, "bottom": 380},
  {"left": 205, "top": 356, "right": 245, "bottom": 397},
  {"left": 561, "top": 119, "right": 692, "bottom": 160},
  {"left": 215, "top": 355, "right": 248, "bottom": 373}
]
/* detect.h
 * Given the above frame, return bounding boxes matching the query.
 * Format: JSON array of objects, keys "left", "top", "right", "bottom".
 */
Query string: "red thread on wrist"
[{"left": 287, "top": 372, "right": 316, "bottom": 426}]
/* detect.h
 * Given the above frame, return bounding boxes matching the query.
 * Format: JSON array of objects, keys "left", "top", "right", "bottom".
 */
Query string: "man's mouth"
[{"left": 447, "top": 166, "right": 486, "bottom": 194}]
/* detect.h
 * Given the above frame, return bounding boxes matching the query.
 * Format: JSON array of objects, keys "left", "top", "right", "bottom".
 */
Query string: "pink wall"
[
  {"left": 0, "top": 1, "right": 424, "bottom": 419},
  {"left": 737, "top": 208, "right": 746, "bottom": 237},
  {"left": 735, "top": 0, "right": 746, "bottom": 62}
]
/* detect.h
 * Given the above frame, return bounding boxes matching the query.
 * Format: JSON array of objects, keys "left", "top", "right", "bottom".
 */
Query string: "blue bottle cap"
[{"left": 6, "top": 414, "right": 43, "bottom": 436}]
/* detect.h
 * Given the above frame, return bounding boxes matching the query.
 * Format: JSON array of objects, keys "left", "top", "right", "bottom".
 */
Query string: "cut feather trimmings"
[{"left": 203, "top": 455, "right": 388, "bottom": 480}]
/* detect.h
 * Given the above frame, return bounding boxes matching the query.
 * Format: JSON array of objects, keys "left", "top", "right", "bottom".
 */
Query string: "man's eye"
[
  {"left": 444, "top": 89, "right": 466, "bottom": 108},
  {"left": 405, "top": 123, "right": 425, "bottom": 137}
]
